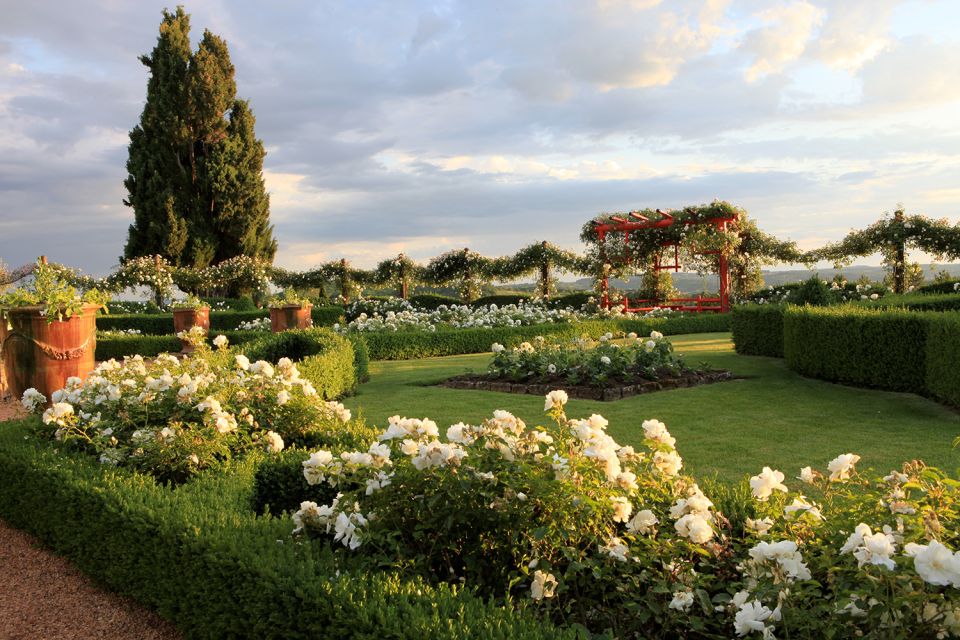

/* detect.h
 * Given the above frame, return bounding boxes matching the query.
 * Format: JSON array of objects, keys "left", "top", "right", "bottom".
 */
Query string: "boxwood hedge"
[
  {"left": 731, "top": 305, "right": 785, "bottom": 357},
  {"left": 0, "top": 421, "right": 577, "bottom": 640},
  {"left": 97, "top": 306, "right": 345, "bottom": 335},
  {"left": 95, "top": 330, "right": 265, "bottom": 361},
  {"left": 925, "top": 313, "right": 960, "bottom": 407},
  {"left": 359, "top": 314, "right": 731, "bottom": 360},
  {"left": 243, "top": 329, "right": 359, "bottom": 399}
]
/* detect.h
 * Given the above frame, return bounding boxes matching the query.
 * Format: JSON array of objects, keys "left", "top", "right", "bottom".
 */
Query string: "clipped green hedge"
[
  {"left": 869, "top": 292, "right": 960, "bottom": 312},
  {"left": 917, "top": 280, "right": 960, "bottom": 295},
  {"left": 360, "top": 314, "right": 731, "bottom": 360},
  {"left": 97, "top": 306, "right": 344, "bottom": 335},
  {"left": 407, "top": 293, "right": 460, "bottom": 310},
  {"left": 95, "top": 330, "right": 266, "bottom": 360},
  {"left": 346, "top": 335, "right": 370, "bottom": 383},
  {"left": 731, "top": 304, "right": 785, "bottom": 357},
  {"left": 470, "top": 294, "right": 531, "bottom": 307},
  {"left": 244, "top": 329, "right": 358, "bottom": 399},
  {"left": 783, "top": 306, "right": 929, "bottom": 394},
  {"left": 0, "top": 422, "right": 576, "bottom": 640},
  {"left": 925, "top": 313, "right": 960, "bottom": 406}
]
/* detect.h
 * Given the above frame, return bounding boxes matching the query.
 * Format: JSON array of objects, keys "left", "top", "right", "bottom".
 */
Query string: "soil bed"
[{"left": 438, "top": 368, "right": 735, "bottom": 401}]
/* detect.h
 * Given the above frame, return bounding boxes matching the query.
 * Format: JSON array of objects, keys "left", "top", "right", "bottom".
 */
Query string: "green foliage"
[
  {"left": 488, "top": 332, "right": 684, "bottom": 386},
  {"left": 471, "top": 294, "right": 532, "bottom": 307},
  {"left": 925, "top": 313, "right": 960, "bottom": 407},
  {"left": 870, "top": 292, "right": 960, "bottom": 312},
  {"left": 123, "top": 7, "right": 276, "bottom": 270},
  {"left": 201, "top": 296, "right": 257, "bottom": 311},
  {"left": 251, "top": 418, "right": 380, "bottom": 516},
  {"left": 244, "top": 328, "right": 358, "bottom": 398},
  {"left": 96, "top": 306, "right": 342, "bottom": 335},
  {"left": 95, "top": 330, "right": 264, "bottom": 360},
  {"left": 783, "top": 306, "right": 929, "bottom": 393},
  {"left": 786, "top": 276, "right": 833, "bottom": 306},
  {"left": 0, "top": 258, "right": 108, "bottom": 322},
  {"left": 0, "top": 422, "right": 576, "bottom": 639},
  {"left": 408, "top": 293, "right": 460, "bottom": 309},
  {"left": 346, "top": 335, "right": 370, "bottom": 383},
  {"left": 731, "top": 305, "right": 785, "bottom": 357},
  {"left": 547, "top": 292, "right": 593, "bottom": 309},
  {"left": 918, "top": 280, "right": 960, "bottom": 294},
  {"left": 362, "top": 315, "right": 730, "bottom": 360}
]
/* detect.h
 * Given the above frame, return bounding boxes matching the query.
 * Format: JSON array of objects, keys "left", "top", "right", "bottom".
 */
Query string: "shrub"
[
  {"left": 547, "top": 292, "right": 592, "bottom": 309},
  {"left": 471, "top": 294, "right": 531, "bottom": 307},
  {"left": 23, "top": 335, "right": 357, "bottom": 483},
  {"left": 201, "top": 296, "right": 257, "bottom": 311},
  {"left": 347, "top": 335, "right": 370, "bottom": 383},
  {"left": 244, "top": 328, "right": 358, "bottom": 399},
  {"left": 95, "top": 330, "right": 265, "bottom": 360},
  {"left": 871, "top": 292, "right": 960, "bottom": 312},
  {"left": 917, "top": 280, "right": 960, "bottom": 295},
  {"left": 731, "top": 305, "right": 785, "bottom": 357},
  {"left": 292, "top": 397, "right": 960, "bottom": 639},
  {"left": 362, "top": 315, "right": 730, "bottom": 360},
  {"left": 783, "top": 306, "right": 928, "bottom": 393},
  {"left": 0, "top": 421, "right": 574, "bottom": 639},
  {"left": 251, "top": 418, "right": 379, "bottom": 515},
  {"left": 786, "top": 276, "right": 833, "bottom": 306},
  {"left": 487, "top": 331, "right": 685, "bottom": 386},
  {"left": 96, "top": 307, "right": 344, "bottom": 335},
  {"left": 925, "top": 313, "right": 960, "bottom": 407},
  {"left": 408, "top": 293, "right": 459, "bottom": 309}
]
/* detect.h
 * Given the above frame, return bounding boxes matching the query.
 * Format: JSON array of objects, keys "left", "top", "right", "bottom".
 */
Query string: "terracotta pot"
[
  {"left": 1, "top": 303, "right": 100, "bottom": 403},
  {"left": 172, "top": 306, "right": 210, "bottom": 353},
  {"left": 270, "top": 304, "right": 313, "bottom": 332}
]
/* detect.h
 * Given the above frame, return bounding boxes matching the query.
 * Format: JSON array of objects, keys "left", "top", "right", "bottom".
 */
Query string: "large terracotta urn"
[
  {"left": 172, "top": 306, "right": 210, "bottom": 353},
  {"left": 270, "top": 304, "right": 313, "bottom": 332},
  {"left": 1, "top": 303, "right": 100, "bottom": 402}
]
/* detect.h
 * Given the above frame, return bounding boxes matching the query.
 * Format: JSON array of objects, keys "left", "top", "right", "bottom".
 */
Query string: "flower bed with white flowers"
[
  {"left": 439, "top": 332, "right": 732, "bottom": 400},
  {"left": 289, "top": 392, "right": 960, "bottom": 638},
  {"left": 20, "top": 331, "right": 356, "bottom": 484}
]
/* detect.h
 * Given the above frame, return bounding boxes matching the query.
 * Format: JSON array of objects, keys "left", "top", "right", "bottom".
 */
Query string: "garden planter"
[
  {"left": 173, "top": 306, "right": 210, "bottom": 353},
  {"left": 1, "top": 303, "right": 99, "bottom": 402},
  {"left": 270, "top": 304, "right": 313, "bottom": 332}
]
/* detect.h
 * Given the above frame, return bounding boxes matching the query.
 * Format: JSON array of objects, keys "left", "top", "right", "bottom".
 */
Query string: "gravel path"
[{"left": 0, "top": 395, "right": 183, "bottom": 639}]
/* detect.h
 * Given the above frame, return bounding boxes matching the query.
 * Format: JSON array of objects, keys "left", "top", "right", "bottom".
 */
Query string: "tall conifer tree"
[{"left": 123, "top": 6, "right": 275, "bottom": 269}]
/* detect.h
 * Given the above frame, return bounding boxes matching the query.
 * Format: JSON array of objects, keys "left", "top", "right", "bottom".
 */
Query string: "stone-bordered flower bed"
[{"left": 438, "top": 331, "right": 733, "bottom": 400}]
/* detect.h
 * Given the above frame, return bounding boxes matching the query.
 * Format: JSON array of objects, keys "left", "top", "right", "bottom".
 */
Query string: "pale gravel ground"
[{"left": 0, "top": 396, "right": 183, "bottom": 640}]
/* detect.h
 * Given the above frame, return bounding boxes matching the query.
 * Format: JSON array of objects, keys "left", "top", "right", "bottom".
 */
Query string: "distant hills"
[{"left": 505, "top": 264, "right": 960, "bottom": 295}]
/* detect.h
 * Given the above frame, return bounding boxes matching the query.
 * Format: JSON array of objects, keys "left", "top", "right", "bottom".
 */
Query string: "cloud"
[
  {"left": 740, "top": 1, "right": 824, "bottom": 82},
  {"left": 859, "top": 36, "right": 960, "bottom": 107}
]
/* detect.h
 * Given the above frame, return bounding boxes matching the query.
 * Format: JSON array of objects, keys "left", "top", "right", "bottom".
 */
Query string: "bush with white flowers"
[
  {"left": 291, "top": 393, "right": 960, "bottom": 638},
  {"left": 20, "top": 336, "right": 353, "bottom": 484},
  {"left": 335, "top": 301, "right": 591, "bottom": 334},
  {"left": 487, "top": 330, "right": 684, "bottom": 386}
]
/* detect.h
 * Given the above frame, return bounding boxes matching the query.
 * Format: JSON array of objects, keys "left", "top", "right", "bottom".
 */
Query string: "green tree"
[{"left": 123, "top": 6, "right": 276, "bottom": 271}]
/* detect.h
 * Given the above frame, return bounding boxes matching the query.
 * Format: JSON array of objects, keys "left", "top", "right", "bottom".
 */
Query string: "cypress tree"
[{"left": 123, "top": 6, "right": 275, "bottom": 270}]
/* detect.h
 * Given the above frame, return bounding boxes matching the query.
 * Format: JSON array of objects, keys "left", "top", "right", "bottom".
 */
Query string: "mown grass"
[{"left": 343, "top": 332, "right": 960, "bottom": 483}]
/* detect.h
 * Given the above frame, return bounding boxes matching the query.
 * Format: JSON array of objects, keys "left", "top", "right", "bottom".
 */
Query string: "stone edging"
[{"left": 438, "top": 370, "right": 734, "bottom": 401}]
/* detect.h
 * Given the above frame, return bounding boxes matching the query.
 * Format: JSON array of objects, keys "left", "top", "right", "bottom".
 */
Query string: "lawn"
[{"left": 343, "top": 331, "right": 960, "bottom": 483}]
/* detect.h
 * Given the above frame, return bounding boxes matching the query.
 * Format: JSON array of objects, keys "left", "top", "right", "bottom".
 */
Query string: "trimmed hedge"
[
  {"left": 917, "top": 280, "right": 960, "bottom": 295},
  {"left": 95, "top": 330, "right": 265, "bottom": 361},
  {"left": 360, "top": 314, "right": 731, "bottom": 360},
  {"left": 0, "top": 421, "right": 577, "bottom": 639},
  {"left": 244, "top": 329, "right": 358, "bottom": 399},
  {"left": 731, "top": 305, "right": 785, "bottom": 357},
  {"left": 407, "top": 293, "right": 459, "bottom": 310},
  {"left": 925, "top": 313, "right": 960, "bottom": 406},
  {"left": 347, "top": 335, "right": 370, "bottom": 383},
  {"left": 869, "top": 292, "right": 960, "bottom": 312},
  {"left": 470, "top": 294, "right": 531, "bottom": 307},
  {"left": 97, "top": 306, "right": 344, "bottom": 335},
  {"left": 783, "top": 306, "right": 930, "bottom": 394}
]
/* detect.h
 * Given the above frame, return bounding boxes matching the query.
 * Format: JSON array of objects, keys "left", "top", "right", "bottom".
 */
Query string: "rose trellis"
[
  {"left": 17, "top": 203, "right": 957, "bottom": 307},
  {"left": 812, "top": 208, "right": 960, "bottom": 294}
]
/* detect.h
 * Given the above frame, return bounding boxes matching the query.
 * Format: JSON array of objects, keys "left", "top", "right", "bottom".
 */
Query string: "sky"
[{"left": 1, "top": 0, "right": 959, "bottom": 277}]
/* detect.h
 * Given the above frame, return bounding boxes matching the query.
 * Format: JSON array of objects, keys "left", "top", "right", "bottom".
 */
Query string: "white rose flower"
[
  {"left": 544, "top": 389, "right": 569, "bottom": 411},
  {"left": 675, "top": 513, "right": 714, "bottom": 543},
  {"left": 798, "top": 466, "right": 815, "bottom": 484},
  {"left": 827, "top": 453, "right": 861, "bottom": 481},
  {"left": 626, "top": 509, "right": 658, "bottom": 535},
  {"left": 749, "top": 467, "right": 789, "bottom": 501},
  {"left": 530, "top": 570, "right": 558, "bottom": 600},
  {"left": 904, "top": 540, "right": 960, "bottom": 587},
  {"left": 212, "top": 334, "right": 228, "bottom": 349},
  {"left": 264, "top": 431, "right": 285, "bottom": 453},
  {"left": 600, "top": 355, "right": 611, "bottom": 365},
  {"left": 669, "top": 589, "right": 695, "bottom": 611},
  {"left": 611, "top": 496, "right": 633, "bottom": 523}
]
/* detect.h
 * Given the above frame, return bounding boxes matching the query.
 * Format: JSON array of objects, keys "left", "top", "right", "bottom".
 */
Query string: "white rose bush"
[
  {"left": 20, "top": 335, "right": 354, "bottom": 484},
  {"left": 487, "top": 330, "right": 684, "bottom": 386},
  {"left": 291, "top": 393, "right": 960, "bottom": 638}
]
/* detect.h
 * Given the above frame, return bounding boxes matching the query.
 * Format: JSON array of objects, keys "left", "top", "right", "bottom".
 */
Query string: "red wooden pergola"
[{"left": 593, "top": 208, "right": 739, "bottom": 313}]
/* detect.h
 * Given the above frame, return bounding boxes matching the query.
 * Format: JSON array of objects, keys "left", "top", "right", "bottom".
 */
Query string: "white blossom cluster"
[{"left": 335, "top": 302, "right": 585, "bottom": 334}]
